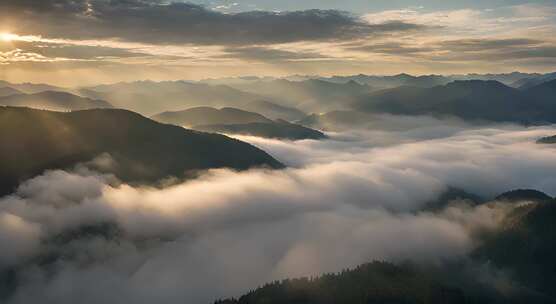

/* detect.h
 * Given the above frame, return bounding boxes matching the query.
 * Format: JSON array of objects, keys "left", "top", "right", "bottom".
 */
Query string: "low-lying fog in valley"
[{"left": 2, "top": 115, "right": 555, "bottom": 304}]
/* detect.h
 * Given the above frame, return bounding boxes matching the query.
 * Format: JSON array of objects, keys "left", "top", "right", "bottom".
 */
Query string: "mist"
[{"left": 1, "top": 119, "right": 556, "bottom": 304}]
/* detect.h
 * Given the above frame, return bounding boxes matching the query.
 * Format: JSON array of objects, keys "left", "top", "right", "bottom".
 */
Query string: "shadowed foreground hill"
[
  {"left": 216, "top": 262, "right": 469, "bottom": 304},
  {"left": 473, "top": 194, "right": 556, "bottom": 299},
  {"left": 0, "top": 91, "right": 112, "bottom": 112},
  {"left": 0, "top": 107, "right": 283, "bottom": 196}
]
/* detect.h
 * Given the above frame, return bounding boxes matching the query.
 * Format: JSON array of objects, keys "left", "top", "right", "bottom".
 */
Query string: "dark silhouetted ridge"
[{"left": 0, "top": 107, "right": 283, "bottom": 196}]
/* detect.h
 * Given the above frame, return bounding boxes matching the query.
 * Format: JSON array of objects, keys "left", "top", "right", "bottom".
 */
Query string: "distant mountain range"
[
  {"left": 152, "top": 107, "right": 325, "bottom": 140},
  {"left": 0, "top": 91, "right": 112, "bottom": 111},
  {"left": 2, "top": 71, "right": 556, "bottom": 125},
  {"left": 202, "top": 72, "right": 544, "bottom": 88},
  {"left": 352, "top": 80, "right": 556, "bottom": 124},
  {"left": 0, "top": 107, "right": 283, "bottom": 196},
  {"left": 0, "top": 80, "right": 65, "bottom": 94},
  {"left": 0, "top": 87, "right": 22, "bottom": 97},
  {"left": 512, "top": 72, "right": 556, "bottom": 90},
  {"left": 244, "top": 100, "right": 306, "bottom": 121},
  {"left": 227, "top": 79, "right": 373, "bottom": 112},
  {"left": 78, "top": 80, "right": 266, "bottom": 116}
]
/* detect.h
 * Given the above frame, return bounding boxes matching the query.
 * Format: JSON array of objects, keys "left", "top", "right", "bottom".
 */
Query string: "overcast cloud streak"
[{"left": 0, "top": 0, "right": 422, "bottom": 46}]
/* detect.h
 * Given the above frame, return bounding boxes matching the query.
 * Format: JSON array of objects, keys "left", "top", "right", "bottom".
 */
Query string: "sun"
[{"left": 0, "top": 33, "right": 18, "bottom": 42}]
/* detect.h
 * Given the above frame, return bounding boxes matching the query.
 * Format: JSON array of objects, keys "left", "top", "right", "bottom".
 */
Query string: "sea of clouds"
[{"left": 1, "top": 117, "right": 556, "bottom": 304}]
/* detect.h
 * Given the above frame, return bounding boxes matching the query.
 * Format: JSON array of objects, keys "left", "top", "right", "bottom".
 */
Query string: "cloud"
[
  {"left": 343, "top": 37, "right": 556, "bottom": 62},
  {"left": 0, "top": 1, "right": 423, "bottom": 46},
  {"left": 219, "top": 46, "right": 325, "bottom": 62},
  {"left": 1, "top": 121, "right": 556, "bottom": 303},
  {"left": 438, "top": 38, "right": 543, "bottom": 51},
  {"left": 346, "top": 42, "right": 432, "bottom": 56},
  {"left": 0, "top": 40, "right": 150, "bottom": 64}
]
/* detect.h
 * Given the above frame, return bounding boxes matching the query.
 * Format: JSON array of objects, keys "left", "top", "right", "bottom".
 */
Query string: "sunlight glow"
[{"left": 0, "top": 33, "right": 18, "bottom": 42}]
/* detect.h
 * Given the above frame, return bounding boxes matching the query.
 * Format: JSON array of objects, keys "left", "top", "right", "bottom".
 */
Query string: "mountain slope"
[
  {"left": 0, "top": 91, "right": 112, "bottom": 111},
  {"left": 472, "top": 195, "right": 556, "bottom": 298},
  {"left": 514, "top": 72, "right": 556, "bottom": 90},
  {"left": 0, "top": 87, "right": 22, "bottom": 97},
  {"left": 242, "top": 100, "right": 306, "bottom": 121},
  {"left": 526, "top": 79, "right": 556, "bottom": 115},
  {"left": 0, "top": 107, "right": 283, "bottom": 196},
  {"left": 537, "top": 135, "right": 556, "bottom": 144},
  {"left": 216, "top": 261, "right": 471, "bottom": 304},
  {"left": 195, "top": 120, "right": 327, "bottom": 140},
  {"left": 494, "top": 189, "right": 554, "bottom": 203},
  {"left": 151, "top": 107, "right": 272, "bottom": 126},
  {"left": 0, "top": 80, "right": 65, "bottom": 94}
]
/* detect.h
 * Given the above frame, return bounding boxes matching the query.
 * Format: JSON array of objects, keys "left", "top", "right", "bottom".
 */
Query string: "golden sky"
[{"left": 1, "top": 1, "right": 555, "bottom": 86}]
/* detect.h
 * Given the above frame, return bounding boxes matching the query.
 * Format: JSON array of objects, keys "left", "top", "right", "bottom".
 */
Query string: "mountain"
[
  {"left": 494, "top": 189, "right": 554, "bottom": 203},
  {"left": 215, "top": 261, "right": 469, "bottom": 304},
  {"left": 298, "top": 110, "right": 375, "bottom": 131},
  {"left": 0, "top": 107, "right": 283, "bottom": 196},
  {"left": 0, "top": 91, "right": 112, "bottom": 111},
  {"left": 200, "top": 76, "right": 276, "bottom": 86},
  {"left": 0, "top": 87, "right": 22, "bottom": 97},
  {"left": 152, "top": 107, "right": 325, "bottom": 140},
  {"left": 451, "top": 72, "right": 541, "bottom": 86},
  {"left": 0, "top": 80, "right": 65, "bottom": 94},
  {"left": 472, "top": 193, "right": 556, "bottom": 298},
  {"left": 79, "top": 80, "right": 267, "bottom": 115},
  {"left": 353, "top": 80, "right": 555, "bottom": 124},
  {"left": 242, "top": 100, "right": 306, "bottom": 121},
  {"left": 229, "top": 79, "right": 373, "bottom": 112},
  {"left": 320, "top": 72, "right": 540, "bottom": 88},
  {"left": 195, "top": 120, "right": 327, "bottom": 140},
  {"left": 513, "top": 72, "right": 556, "bottom": 90},
  {"left": 422, "top": 187, "right": 484, "bottom": 211},
  {"left": 151, "top": 107, "right": 273, "bottom": 126},
  {"left": 537, "top": 135, "right": 556, "bottom": 144},
  {"left": 322, "top": 73, "right": 452, "bottom": 88},
  {"left": 525, "top": 79, "right": 556, "bottom": 112}
]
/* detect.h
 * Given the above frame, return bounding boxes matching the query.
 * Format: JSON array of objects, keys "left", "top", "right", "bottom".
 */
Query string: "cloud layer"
[
  {"left": 0, "top": 0, "right": 420, "bottom": 46},
  {"left": 1, "top": 120, "right": 556, "bottom": 303}
]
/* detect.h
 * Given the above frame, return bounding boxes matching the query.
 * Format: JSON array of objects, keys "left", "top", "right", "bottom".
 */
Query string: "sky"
[{"left": 1, "top": 0, "right": 556, "bottom": 86}]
